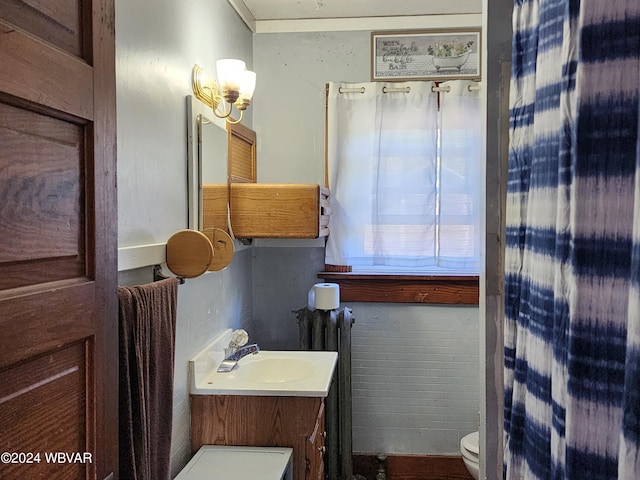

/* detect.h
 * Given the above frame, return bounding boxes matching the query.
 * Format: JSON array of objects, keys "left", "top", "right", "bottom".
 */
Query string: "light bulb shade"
[
  {"left": 237, "top": 70, "right": 256, "bottom": 104},
  {"left": 216, "top": 59, "right": 246, "bottom": 101}
]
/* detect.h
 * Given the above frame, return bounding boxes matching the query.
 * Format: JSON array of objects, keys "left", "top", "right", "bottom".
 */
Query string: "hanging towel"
[{"left": 118, "top": 277, "right": 178, "bottom": 480}]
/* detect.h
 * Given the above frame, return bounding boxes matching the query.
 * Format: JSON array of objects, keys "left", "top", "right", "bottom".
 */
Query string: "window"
[{"left": 325, "top": 81, "right": 481, "bottom": 280}]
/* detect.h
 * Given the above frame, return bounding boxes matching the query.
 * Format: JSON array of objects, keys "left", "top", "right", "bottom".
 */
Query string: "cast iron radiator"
[{"left": 295, "top": 306, "right": 354, "bottom": 480}]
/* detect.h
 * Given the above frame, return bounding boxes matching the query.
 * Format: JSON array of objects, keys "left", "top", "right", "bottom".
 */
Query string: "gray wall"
[
  {"left": 253, "top": 28, "right": 481, "bottom": 455},
  {"left": 114, "top": 0, "right": 254, "bottom": 475},
  {"left": 254, "top": 31, "right": 370, "bottom": 184},
  {"left": 251, "top": 247, "right": 326, "bottom": 350}
]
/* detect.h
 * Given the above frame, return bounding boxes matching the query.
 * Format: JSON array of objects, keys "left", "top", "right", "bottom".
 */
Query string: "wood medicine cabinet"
[{"left": 202, "top": 122, "right": 330, "bottom": 239}]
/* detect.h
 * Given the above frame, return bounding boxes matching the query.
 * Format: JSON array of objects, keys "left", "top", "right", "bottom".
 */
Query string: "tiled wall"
[
  {"left": 118, "top": 248, "right": 254, "bottom": 477},
  {"left": 169, "top": 249, "right": 253, "bottom": 474},
  {"left": 350, "top": 303, "right": 479, "bottom": 455}
]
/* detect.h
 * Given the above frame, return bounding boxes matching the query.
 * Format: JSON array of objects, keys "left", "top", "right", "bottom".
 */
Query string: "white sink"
[
  {"left": 189, "top": 330, "right": 338, "bottom": 397},
  {"left": 232, "top": 353, "right": 315, "bottom": 384}
]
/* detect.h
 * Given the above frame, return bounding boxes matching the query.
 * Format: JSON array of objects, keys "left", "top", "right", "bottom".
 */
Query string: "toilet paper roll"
[{"left": 308, "top": 283, "right": 340, "bottom": 310}]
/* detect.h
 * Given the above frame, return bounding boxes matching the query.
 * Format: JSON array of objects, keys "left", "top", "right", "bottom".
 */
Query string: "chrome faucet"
[
  {"left": 226, "top": 343, "right": 260, "bottom": 361},
  {"left": 224, "top": 329, "right": 249, "bottom": 358},
  {"left": 217, "top": 329, "right": 260, "bottom": 372}
]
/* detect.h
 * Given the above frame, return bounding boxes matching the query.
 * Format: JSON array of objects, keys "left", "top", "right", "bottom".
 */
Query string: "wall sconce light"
[{"left": 192, "top": 60, "right": 256, "bottom": 124}]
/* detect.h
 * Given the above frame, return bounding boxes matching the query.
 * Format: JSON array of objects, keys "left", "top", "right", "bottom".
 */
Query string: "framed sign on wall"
[{"left": 371, "top": 29, "right": 482, "bottom": 82}]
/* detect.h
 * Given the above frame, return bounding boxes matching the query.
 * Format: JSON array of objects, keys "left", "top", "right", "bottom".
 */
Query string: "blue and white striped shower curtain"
[{"left": 504, "top": 1, "right": 640, "bottom": 479}]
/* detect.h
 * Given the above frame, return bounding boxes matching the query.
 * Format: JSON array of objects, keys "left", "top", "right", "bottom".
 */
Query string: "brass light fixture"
[{"left": 192, "top": 60, "right": 256, "bottom": 124}]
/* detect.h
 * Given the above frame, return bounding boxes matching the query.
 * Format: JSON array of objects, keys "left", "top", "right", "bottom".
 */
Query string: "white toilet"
[
  {"left": 460, "top": 431, "right": 479, "bottom": 479},
  {"left": 175, "top": 445, "right": 293, "bottom": 480}
]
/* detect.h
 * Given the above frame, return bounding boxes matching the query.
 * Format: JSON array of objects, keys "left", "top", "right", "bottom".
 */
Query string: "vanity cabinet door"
[
  {"left": 305, "top": 401, "right": 325, "bottom": 480},
  {"left": 190, "top": 395, "right": 326, "bottom": 480}
]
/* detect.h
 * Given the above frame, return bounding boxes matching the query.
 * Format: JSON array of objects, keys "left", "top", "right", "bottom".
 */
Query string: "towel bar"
[{"left": 153, "top": 264, "right": 185, "bottom": 284}]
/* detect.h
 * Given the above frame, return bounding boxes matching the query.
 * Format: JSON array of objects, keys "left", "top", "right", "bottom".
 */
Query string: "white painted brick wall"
[
  {"left": 169, "top": 250, "right": 254, "bottom": 476},
  {"left": 117, "top": 249, "right": 254, "bottom": 478},
  {"left": 350, "top": 303, "right": 479, "bottom": 455}
]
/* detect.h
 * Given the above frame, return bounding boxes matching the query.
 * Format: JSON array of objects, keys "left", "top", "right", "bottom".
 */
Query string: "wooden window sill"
[{"left": 317, "top": 272, "right": 479, "bottom": 305}]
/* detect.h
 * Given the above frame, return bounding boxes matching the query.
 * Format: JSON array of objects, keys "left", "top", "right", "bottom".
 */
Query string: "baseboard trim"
[{"left": 353, "top": 454, "right": 474, "bottom": 480}]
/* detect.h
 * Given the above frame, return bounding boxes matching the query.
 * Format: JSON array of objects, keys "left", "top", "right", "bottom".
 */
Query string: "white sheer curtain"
[
  {"left": 438, "top": 80, "right": 482, "bottom": 270},
  {"left": 325, "top": 80, "right": 480, "bottom": 273}
]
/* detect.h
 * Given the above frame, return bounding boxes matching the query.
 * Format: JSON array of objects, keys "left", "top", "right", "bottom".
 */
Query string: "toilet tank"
[{"left": 175, "top": 445, "right": 293, "bottom": 480}]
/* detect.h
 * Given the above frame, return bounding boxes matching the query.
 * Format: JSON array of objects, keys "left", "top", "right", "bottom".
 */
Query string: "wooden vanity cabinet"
[{"left": 190, "top": 395, "right": 325, "bottom": 480}]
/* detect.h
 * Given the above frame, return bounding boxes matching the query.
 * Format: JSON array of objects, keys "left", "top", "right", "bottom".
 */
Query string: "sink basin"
[
  {"left": 233, "top": 355, "right": 315, "bottom": 384},
  {"left": 189, "top": 330, "right": 338, "bottom": 397}
]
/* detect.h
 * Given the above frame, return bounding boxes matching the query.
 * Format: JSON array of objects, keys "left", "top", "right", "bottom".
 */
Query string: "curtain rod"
[
  {"left": 432, "top": 84, "right": 482, "bottom": 92},
  {"left": 336, "top": 86, "right": 413, "bottom": 94},
  {"left": 339, "top": 83, "right": 481, "bottom": 95},
  {"left": 339, "top": 86, "right": 365, "bottom": 94},
  {"left": 383, "top": 86, "right": 411, "bottom": 93}
]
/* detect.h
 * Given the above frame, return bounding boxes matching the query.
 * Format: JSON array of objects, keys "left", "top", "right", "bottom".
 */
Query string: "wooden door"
[{"left": 0, "top": 1, "right": 117, "bottom": 479}]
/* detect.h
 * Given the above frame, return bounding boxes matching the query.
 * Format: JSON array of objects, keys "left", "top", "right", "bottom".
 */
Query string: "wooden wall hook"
[{"left": 166, "top": 230, "right": 214, "bottom": 278}]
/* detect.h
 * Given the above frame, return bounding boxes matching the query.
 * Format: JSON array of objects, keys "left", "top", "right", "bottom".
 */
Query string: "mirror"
[
  {"left": 187, "top": 95, "right": 228, "bottom": 230},
  {"left": 200, "top": 116, "right": 228, "bottom": 184},
  {"left": 188, "top": 95, "right": 261, "bottom": 240}
]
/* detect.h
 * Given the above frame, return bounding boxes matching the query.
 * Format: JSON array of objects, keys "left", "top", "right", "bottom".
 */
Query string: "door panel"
[
  {"left": 0, "top": 20, "right": 94, "bottom": 120},
  {"left": 0, "top": 102, "right": 86, "bottom": 290},
  {"left": 0, "top": 342, "right": 92, "bottom": 479},
  {"left": 0, "top": 0, "right": 85, "bottom": 56},
  {"left": 0, "top": 282, "right": 95, "bottom": 367},
  {"left": 0, "top": 0, "right": 117, "bottom": 478}
]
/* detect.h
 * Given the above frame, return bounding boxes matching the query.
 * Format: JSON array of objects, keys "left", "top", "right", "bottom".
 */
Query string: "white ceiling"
[
  {"left": 227, "top": 0, "right": 483, "bottom": 33},
  {"left": 237, "top": 0, "right": 481, "bottom": 21}
]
